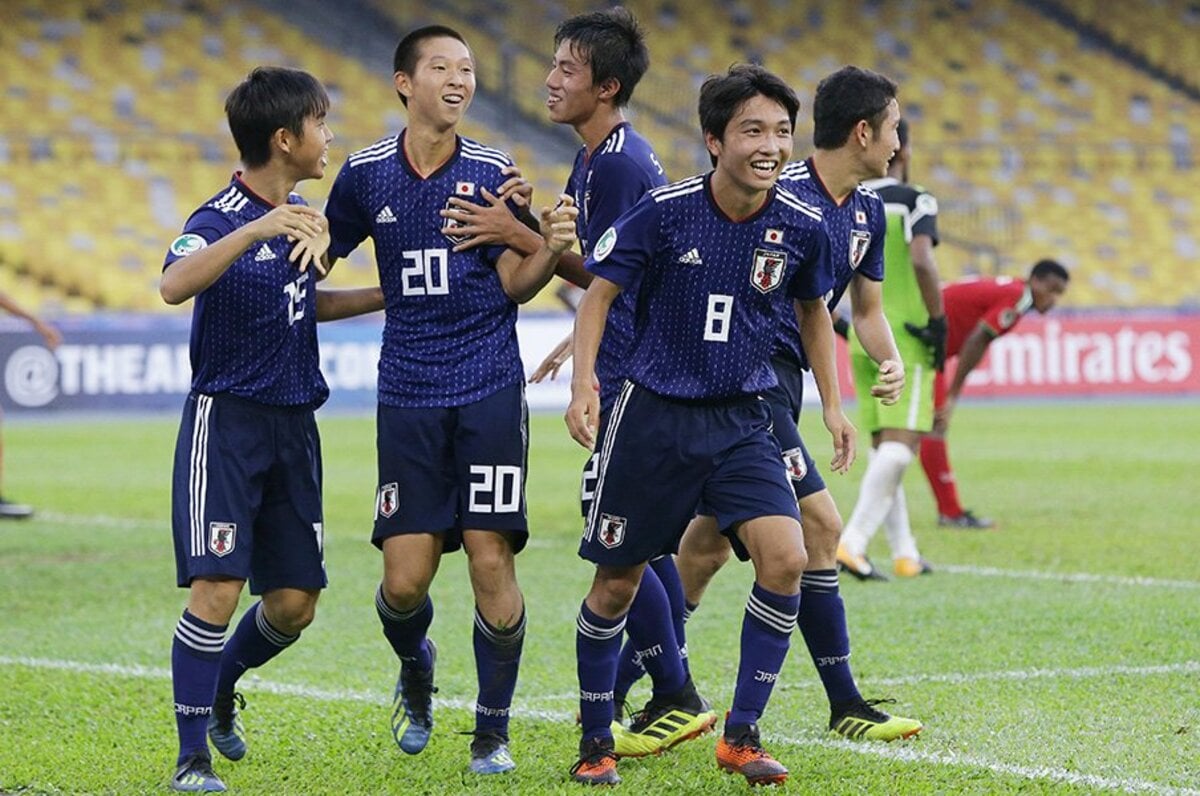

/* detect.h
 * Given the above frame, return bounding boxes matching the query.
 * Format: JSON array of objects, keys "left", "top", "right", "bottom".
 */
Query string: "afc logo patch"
[
  {"left": 598, "top": 513, "right": 627, "bottom": 549},
  {"left": 782, "top": 447, "right": 808, "bottom": 482},
  {"left": 849, "top": 230, "right": 872, "bottom": 269},
  {"left": 442, "top": 196, "right": 470, "bottom": 245},
  {"left": 751, "top": 248, "right": 787, "bottom": 294},
  {"left": 208, "top": 522, "right": 236, "bottom": 557},
  {"left": 376, "top": 482, "right": 399, "bottom": 519}
]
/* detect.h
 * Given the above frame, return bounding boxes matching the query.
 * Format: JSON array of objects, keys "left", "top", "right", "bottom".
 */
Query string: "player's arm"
[
  {"left": 0, "top": 291, "right": 62, "bottom": 348},
  {"left": 849, "top": 275, "right": 905, "bottom": 405},
  {"left": 939, "top": 322, "right": 994, "bottom": 427},
  {"left": 494, "top": 195, "right": 578, "bottom": 303},
  {"left": 795, "top": 297, "right": 856, "bottom": 473},
  {"left": 315, "top": 286, "right": 384, "bottom": 321},
  {"left": 161, "top": 205, "right": 325, "bottom": 304},
  {"left": 566, "top": 277, "right": 621, "bottom": 449},
  {"left": 529, "top": 331, "right": 574, "bottom": 383},
  {"left": 902, "top": 232, "right": 948, "bottom": 368}
]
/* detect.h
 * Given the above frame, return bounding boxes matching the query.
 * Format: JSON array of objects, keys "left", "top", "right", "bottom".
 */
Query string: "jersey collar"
[
  {"left": 232, "top": 172, "right": 282, "bottom": 209},
  {"left": 703, "top": 172, "right": 776, "bottom": 224},
  {"left": 805, "top": 156, "right": 851, "bottom": 208},
  {"left": 398, "top": 129, "right": 461, "bottom": 180}
]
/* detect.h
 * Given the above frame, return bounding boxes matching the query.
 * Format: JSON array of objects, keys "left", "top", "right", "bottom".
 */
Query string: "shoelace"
[
  {"left": 570, "top": 740, "right": 618, "bottom": 774},
  {"left": 400, "top": 670, "right": 438, "bottom": 721},
  {"left": 725, "top": 725, "right": 764, "bottom": 752},
  {"left": 213, "top": 692, "right": 245, "bottom": 726},
  {"left": 858, "top": 697, "right": 897, "bottom": 721}
]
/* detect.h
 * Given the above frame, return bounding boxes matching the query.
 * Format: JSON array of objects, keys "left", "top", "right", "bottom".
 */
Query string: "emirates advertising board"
[{"left": 1, "top": 311, "right": 1197, "bottom": 415}]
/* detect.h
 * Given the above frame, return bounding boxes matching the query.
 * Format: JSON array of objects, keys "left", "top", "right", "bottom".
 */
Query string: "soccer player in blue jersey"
[
  {"left": 446, "top": 8, "right": 716, "bottom": 756},
  {"left": 565, "top": 64, "right": 852, "bottom": 786},
  {"left": 323, "top": 26, "right": 577, "bottom": 776},
  {"left": 673, "top": 65, "right": 924, "bottom": 743},
  {"left": 161, "top": 67, "right": 384, "bottom": 793}
]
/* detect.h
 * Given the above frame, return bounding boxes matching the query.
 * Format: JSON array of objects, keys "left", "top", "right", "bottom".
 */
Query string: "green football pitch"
[{"left": 2, "top": 403, "right": 1197, "bottom": 794}]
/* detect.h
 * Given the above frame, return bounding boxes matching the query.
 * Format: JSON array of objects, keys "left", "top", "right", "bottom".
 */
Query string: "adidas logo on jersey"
[
  {"left": 375, "top": 206, "right": 398, "bottom": 224},
  {"left": 678, "top": 248, "right": 703, "bottom": 265},
  {"left": 254, "top": 244, "right": 276, "bottom": 262}
]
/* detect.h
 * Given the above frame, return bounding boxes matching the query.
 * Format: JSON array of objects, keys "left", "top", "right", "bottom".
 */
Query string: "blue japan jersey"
[
  {"left": 325, "top": 132, "right": 524, "bottom": 407},
  {"left": 564, "top": 123, "right": 667, "bottom": 410},
  {"left": 776, "top": 157, "right": 887, "bottom": 368},
  {"left": 586, "top": 174, "right": 832, "bottom": 400},
  {"left": 163, "top": 177, "right": 328, "bottom": 408}
]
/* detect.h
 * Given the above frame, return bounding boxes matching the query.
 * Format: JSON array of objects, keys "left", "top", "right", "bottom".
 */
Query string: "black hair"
[
  {"left": 897, "top": 117, "right": 909, "bottom": 149},
  {"left": 812, "top": 65, "right": 898, "bottom": 149},
  {"left": 1030, "top": 259, "right": 1070, "bottom": 281},
  {"left": 224, "top": 66, "right": 329, "bottom": 168},
  {"left": 393, "top": 25, "right": 471, "bottom": 107},
  {"left": 554, "top": 7, "right": 649, "bottom": 107},
  {"left": 699, "top": 64, "right": 799, "bottom": 166}
]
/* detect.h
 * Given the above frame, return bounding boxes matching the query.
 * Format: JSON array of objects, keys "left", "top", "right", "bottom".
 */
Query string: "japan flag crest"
[
  {"left": 751, "top": 248, "right": 787, "bottom": 294},
  {"left": 208, "top": 522, "right": 237, "bottom": 557}
]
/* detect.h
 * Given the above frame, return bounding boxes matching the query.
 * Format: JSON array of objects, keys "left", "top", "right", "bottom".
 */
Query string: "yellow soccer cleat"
[
  {"left": 830, "top": 698, "right": 923, "bottom": 741},
  {"left": 893, "top": 557, "right": 934, "bottom": 578}
]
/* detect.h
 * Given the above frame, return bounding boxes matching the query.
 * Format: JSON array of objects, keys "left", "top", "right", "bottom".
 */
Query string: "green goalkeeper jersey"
[{"left": 850, "top": 177, "right": 939, "bottom": 358}]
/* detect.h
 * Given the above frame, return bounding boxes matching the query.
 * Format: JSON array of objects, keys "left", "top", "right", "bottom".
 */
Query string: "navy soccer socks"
[
  {"left": 172, "top": 610, "right": 227, "bottom": 764},
  {"left": 576, "top": 602, "right": 626, "bottom": 741},
  {"left": 216, "top": 602, "right": 299, "bottom": 695},
  {"left": 797, "top": 570, "right": 862, "bottom": 710},
  {"left": 376, "top": 587, "right": 434, "bottom": 670},
  {"left": 472, "top": 606, "right": 526, "bottom": 736},
  {"left": 728, "top": 583, "right": 799, "bottom": 727}
]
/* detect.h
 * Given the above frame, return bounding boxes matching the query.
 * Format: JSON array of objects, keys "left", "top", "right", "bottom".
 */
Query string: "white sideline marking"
[
  {"left": 29, "top": 512, "right": 1200, "bottom": 592},
  {"left": 938, "top": 563, "right": 1200, "bottom": 591},
  {"left": 2, "top": 655, "right": 1196, "bottom": 795},
  {"left": 766, "top": 731, "right": 1200, "bottom": 796},
  {"left": 782, "top": 660, "right": 1200, "bottom": 691}
]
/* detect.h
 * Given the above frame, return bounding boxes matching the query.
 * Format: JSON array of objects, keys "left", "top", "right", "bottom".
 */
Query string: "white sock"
[
  {"left": 840, "top": 441, "right": 913, "bottom": 557},
  {"left": 884, "top": 483, "right": 921, "bottom": 561}
]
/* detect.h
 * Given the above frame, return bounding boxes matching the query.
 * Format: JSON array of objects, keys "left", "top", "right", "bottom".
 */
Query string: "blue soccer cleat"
[
  {"left": 469, "top": 730, "right": 516, "bottom": 774},
  {"left": 391, "top": 639, "right": 438, "bottom": 754},
  {"left": 207, "top": 691, "right": 246, "bottom": 761},
  {"left": 170, "top": 752, "right": 227, "bottom": 793}
]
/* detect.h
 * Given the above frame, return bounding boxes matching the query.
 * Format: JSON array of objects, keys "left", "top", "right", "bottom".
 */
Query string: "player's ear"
[
  {"left": 394, "top": 71, "right": 414, "bottom": 103},
  {"left": 272, "top": 127, "right": 292, "bottom": 156},
  {"left": 704, "top": 130, "right": 722, "bottom": 162},
  {"left": 597, "top": 77, "right": 621, "bottom": 102},
  {"left": 853, "top": 119, "right": 872, "bottom": 149}
]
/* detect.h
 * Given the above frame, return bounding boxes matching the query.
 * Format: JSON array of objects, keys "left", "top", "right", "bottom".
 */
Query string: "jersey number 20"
[{"left": 401, "top": 248, "right": 450, "bottom": 296}]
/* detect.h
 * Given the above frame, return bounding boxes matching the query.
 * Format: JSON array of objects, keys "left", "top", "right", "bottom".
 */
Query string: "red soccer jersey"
[{"left": 943, "top": 276, "right": 1034, "bottom": 357}]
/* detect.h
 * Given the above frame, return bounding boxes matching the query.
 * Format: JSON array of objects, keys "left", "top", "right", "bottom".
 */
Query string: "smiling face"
[
  {"left": 707, "top": 93, "right": 794, "bottom": 201},
  {"left": 545, "top": 40, "right": 603, "bottom": 127},
  {"left": 287, "top": 113, "right": 333, "bottom": 180},
  {"left": 862, "top": 98, "right": 901, "bottom": 179},
  {"left": 395, "top": 35, "right": 475, "bottom": 130}
]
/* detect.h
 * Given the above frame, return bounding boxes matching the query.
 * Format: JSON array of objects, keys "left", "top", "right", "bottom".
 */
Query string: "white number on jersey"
[
  {"left": 580, "top": 453, "right": 599, "bottom": 504},
  {"left": 468, "top": 465, "right": 522, "bottom": 514},
  {"left": 703, "top": 294, "right": 734, "bottom": 342},
  {"left": 400, "top": 248, "right": 450, "bottom": 296},
  {"left": 283, "top": 271, "right": 310, "bottom": 326}
]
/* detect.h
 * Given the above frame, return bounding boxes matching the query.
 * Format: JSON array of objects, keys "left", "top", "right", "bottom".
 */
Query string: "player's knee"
[
  {"left": 466, "top": 543, "right": 516, "bottom": 585},
  {"left": 380, "top": 573, "right": 430, "bottom": 612},
  {"left": 589, "top": 568, "right": 640, "bottom": 617},
  {"left": 758, "top": 546, "right": 808, "bottom": 592}
]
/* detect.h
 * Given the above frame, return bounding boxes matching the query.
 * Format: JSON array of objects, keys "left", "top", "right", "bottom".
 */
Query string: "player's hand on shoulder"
[
  {"left": 496, "top": 165, "right": 533, "bottom": 208},
  {"left": 541, "top": 194, "right": 578, "bottom": 255},
  {"left": 442, "top": 186, "right": 523, "bottom": 252},
  {"left": 823, "top": 407, "right": 857, "bottom": 474},
  {"left": 289, "top": 224, "right": 331, "bottom": 275},
  {"left": 250, "top": 204, "right": 325, "bottom": 243},
  {"left": 871, "top": 359, "right": 905, "bottom": 405},
  {"left": 530, "top": 333, "right": 574, "bottom": 383}
]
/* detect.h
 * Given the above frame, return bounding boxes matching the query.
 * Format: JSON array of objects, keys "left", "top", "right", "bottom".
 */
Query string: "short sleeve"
[
  {"left": 857, "top": 200, "right": 887, "bottom": 282},
  {"left": 584, "top": 193, "right": 661, "bottom": 290},
  {"left": 325, "top": 160, "right": 370, "bottom": 260},
  {"left": 786, "top": 224, "right": 834, "bottom": 301},
  {"left": 911, "top": 189, "right": 939, "bottom": 245},
  {"left": 163, "top": 208, "right": 236, "bottom": 270},
  {"left": 585, "top": 153, "right": 657, "bottom": 249}
]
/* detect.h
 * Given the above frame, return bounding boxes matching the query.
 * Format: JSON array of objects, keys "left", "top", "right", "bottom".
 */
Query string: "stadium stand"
[{"left": 1, "top": 0, "right": 1197, "bottom": 313}]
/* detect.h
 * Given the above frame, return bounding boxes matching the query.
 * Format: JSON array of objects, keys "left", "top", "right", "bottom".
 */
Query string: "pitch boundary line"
[
  {"left": 28, "top": 513, "right": 1200, "bottom": 591},
  {"left": 1, "top": 655, "right": 1196, "bottom": 795}
]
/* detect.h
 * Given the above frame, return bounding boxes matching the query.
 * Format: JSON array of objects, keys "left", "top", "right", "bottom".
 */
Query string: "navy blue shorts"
[
  {"left": 765, "top": 357, "right": 826, "bottom": 500},
  {"left": 580, "top": 382, "right": 800, "bottom": 567},
  {"left": 373, "top": 381, "right": 528, "bottom": 554},
  {"left": 171, "top": 393, "right": 327, "bottom": 594}
]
